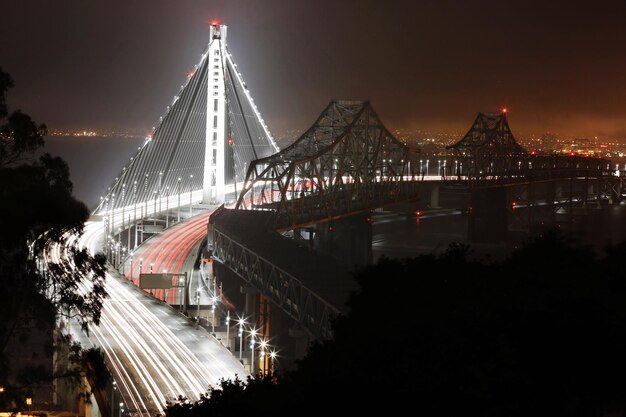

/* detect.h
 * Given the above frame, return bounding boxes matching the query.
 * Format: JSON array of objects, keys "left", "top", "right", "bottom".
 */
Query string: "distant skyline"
[{"left": 2, "top": 0, "right": 626, "bottom": 139}]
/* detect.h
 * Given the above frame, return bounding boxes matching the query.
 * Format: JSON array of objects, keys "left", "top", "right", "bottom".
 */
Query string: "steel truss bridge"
[{"left": 211, "top": 108, "right": 625, "bottom": 339}]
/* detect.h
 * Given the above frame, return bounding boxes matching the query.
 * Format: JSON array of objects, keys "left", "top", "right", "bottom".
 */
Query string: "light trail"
[
  {"left": 125, "top": 212, "right": 211, "bottom": 303},
  {"left": 46, "top": 216, "right": 248, "bottom": 416}
]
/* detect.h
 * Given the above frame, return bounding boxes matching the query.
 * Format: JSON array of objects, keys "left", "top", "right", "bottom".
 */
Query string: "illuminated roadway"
[
  {"left": 125, "top": 211, "right": 213, "bottom": 304},
  {"left": 49, "top": 210, "right": 248, "bottom": 417}
]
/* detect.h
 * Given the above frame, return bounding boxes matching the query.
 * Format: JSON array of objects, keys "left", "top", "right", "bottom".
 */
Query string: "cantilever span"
[
  {"left": 447, "top": 111, "right": 526, "bottom": 179},
  {"left": 447, "top": 111, "right": 610, "bottom": 184},
  {"left": 95, "top": 24, "right": 278, "bottom": 215},
  {"left": 235, "top": 100, "right": 411, "bottom": 228}
]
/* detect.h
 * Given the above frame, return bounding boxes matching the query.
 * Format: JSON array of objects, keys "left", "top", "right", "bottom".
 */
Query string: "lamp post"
[
  {"left": 153, "top": 190, "right": 157, "bottom": 226},
  {"left": 225, "top": 310, "right": 230, "bottom": 349},
  {"left": 119, "top": 402, "right": 123, "bottom": 417},
  {"left": 211, "top": 296, "right": 217, "bottom": 334},
  {"left": 133, "top": 180, "right": 137, "bottom": 248},
  {"left": 426, "top": 159, "right": 429, "bottom": 176},
  {"left": 165, "top": 186, "right": 170, "bottom": 228},
  {"left": 238, "top": 317, "right": 245, "bottom": 360},
  {"left": 177, "top": 177, "right": 181, "bottom": 222},
  {"left": 249, "top": 328, "right": 257, "bottom": 375},
  {"left": 111, "top": 380, "right": 116, "bottom": 417},
  {"left": 269, "top": 350, "right": 277, "bottom": 375},
  {"left": 259, "top": 339, "right": 268, "bottom": 376},
  {"left": 179, "top": 276, "right": 185, "bottom": 312},
  {"left": 196, "top": 289, "right": 201, "bottom": 323},
  {"left": 129, "top": 252, "right": 133, "bottom": 281},
  {"left": 189, "top": 174, "right": 193, "bottom": 217},
  {"left": 158, "top": 171, "right": 163, "bottom": 214},
  {"left": 121, "top": 247, "right": 126, "bottom": 275}
]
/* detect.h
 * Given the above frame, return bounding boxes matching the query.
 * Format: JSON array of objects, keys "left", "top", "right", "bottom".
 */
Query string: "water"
[
  {"left": 372, "top": 196, "right": 626, "bottom": 262},
  {"left": 43, "top": 135, "right": 144, "bottom": 211}
]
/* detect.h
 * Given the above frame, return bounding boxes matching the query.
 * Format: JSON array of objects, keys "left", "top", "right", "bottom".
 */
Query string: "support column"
[
  {"left": 313, "top": 212, "right": 372, "bottom": 269},
  {"left": 468, "top": 187, "right": 507, "bottom": 243},
  {"left": 430, "top": 185, "right": 440, "bottom": 208},
  {"left": 203, "top": 24, "right": 228, "bottom": 204},
  {"left": 289, "top": 327, "right": 310, "bottom": 361},
  {"left": 242, "top": 286, "right": 258, "bottom": 323}
]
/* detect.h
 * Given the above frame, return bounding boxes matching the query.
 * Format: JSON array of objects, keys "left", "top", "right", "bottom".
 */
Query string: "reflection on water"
[{"left": 373, "top": 202, "right": 626, "bottom": 262}]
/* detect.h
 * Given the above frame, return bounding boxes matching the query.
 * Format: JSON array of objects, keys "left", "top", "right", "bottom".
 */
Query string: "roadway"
[
  {"left": 123, "top": 210, "right": 213, "bottom": 304},
  {"left": 49, "top": 213, "right": 248, "bottom": 417}
]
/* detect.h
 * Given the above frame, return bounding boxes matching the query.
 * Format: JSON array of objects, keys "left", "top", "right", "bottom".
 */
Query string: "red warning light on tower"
[
  {"left": 227, "top": 137, "right": 234, "bottom": 145},
  {"left": 501, "top": 107, "right": 508, "bottom": 114},
  {"left": 211, "top": 20, "right": 219, "bottom": 27}
]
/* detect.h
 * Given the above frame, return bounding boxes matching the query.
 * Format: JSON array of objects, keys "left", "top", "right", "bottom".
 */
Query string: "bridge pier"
[
  {"left": 288, "top": 327, "right": 311, "bottom": 362},
  {"left": 429, "top": 185, "right": 440, "bottom": 208},
  {"left": 311, "top": 212, "right": 373, "bottom": 269},
  {"left": 242, "top": 286, "right": 258, "bottom": 321},
  {"left": 468, "top": 187, "right": 508, "bottom": 243}
]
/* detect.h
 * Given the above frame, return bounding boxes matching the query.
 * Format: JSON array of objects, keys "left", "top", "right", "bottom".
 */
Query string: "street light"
[
  {"left": 158, "top": 171, "right": 163, "bottom": 214},
  {"left": 196, "top": 289, "right": 201, "bottom": 323},
  {"left": 111, "top": 381, "right": 116, "bottom": 417},
  {"left": 269, "top": 350, "right": 277, "bottom": 375},
  {"left": 211, "top": 296, "right": 217, "bottom": 334},
  {"left": 179, "top": 276, "right": 185, "bottom": 312},
  {"left": 165, "top": 186, "right": 170, "bottom": 228},
  {"left": 259, "top": 339, "right": 268, "bottom": 376},
  {"left": 249, "top": 328, "right": 258, "bottom": 375},
  {"left": 153, "top": 190, "right": 157, "bottom": 226},
  {"left": 177, "top": 177, "right": 181, "bottom": 222},
  {"left": 120, "top": 247, "right": 125, "bottom": 274},
  {"left": 237, "top": 316, "right": 245, "bottom": 360},
  {"left": 189, "top": 174, "right": 194, "bottom": 217},
  {"left": 225, "top": 310, "right": 230, "bottom": 350},
  {"left": 129, "top": 252, "right": 134, "bottom": 281}
]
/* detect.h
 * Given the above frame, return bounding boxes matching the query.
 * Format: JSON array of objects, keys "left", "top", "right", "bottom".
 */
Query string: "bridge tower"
[
  {"left": 95, "top": 24, "right": 279, "bottom": 215},
  {"left": 204, "top": 24, "right": 228, "bottom": 204}
]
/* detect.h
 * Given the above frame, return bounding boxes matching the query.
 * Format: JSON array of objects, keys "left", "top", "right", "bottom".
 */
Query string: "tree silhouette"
[
  {"left": 165, "top": 232, "right": 626, "bottom": 416},
  {"left": 0, "top": 67, "right": 107, "bottom": 407}
]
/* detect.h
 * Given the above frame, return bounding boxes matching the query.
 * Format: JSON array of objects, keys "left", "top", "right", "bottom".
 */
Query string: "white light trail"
[{"left": 45, "top": 218, "right": 248, "bottom": 416}]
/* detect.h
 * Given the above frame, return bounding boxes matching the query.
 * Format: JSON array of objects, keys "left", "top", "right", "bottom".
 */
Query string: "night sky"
[{"left": 1, "top": 0, "right": 626, "bottom": 138}]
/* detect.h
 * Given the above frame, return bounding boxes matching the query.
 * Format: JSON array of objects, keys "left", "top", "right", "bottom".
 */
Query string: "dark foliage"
[
  {"left": 165, "top": 376, "right": 282, "bottom": 417},
  {"left": 0, "top": 67, "right": 107, "bottom": 401},
  {"left": 165, "top": 231, "right": 626, "bottom": 416}
]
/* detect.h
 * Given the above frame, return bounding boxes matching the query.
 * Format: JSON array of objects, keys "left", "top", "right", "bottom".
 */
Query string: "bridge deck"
[{"left": 211, "top": 209, "right": 356, "bottom": 312}]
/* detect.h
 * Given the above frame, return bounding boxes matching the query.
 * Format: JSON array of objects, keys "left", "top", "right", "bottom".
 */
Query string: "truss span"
[
  {"left": 447, "top": 111, "right": 526, "bottom": 180},
  {"left": 235, "top": 100, "right": 411, "bottom": 228}
]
